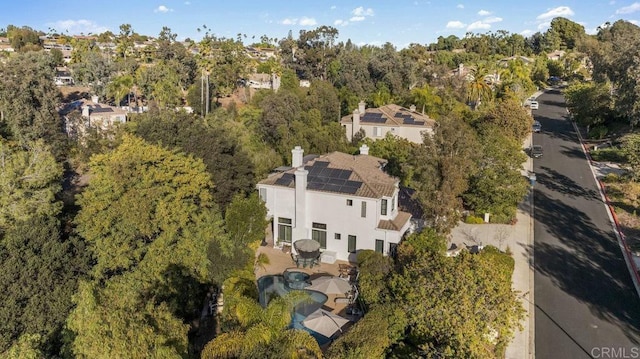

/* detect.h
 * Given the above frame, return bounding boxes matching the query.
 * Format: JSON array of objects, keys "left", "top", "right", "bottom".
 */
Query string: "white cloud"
[
  {"left": 537, "top": 6, "right": 574, "bottom": 20},
  {"left": 350, "top": 16, "right": 366, "bottom": 22},
  {"left": 446, "top": 20, "right": 466, "bottom": 29},
  {"left": 478, "top": 10, "right": 491, "bottom": 16},
  {"left": 484, "top": 16, "right": 502, "bottom": 23},
  {"left": 334, "top": 19, "right": 347, "bottom": 26},
  {"left": 537, "top": 21, "right": 550, "bottom": 30},
  {"left": 299, "top": 17, "right": 317, "bottom": 26},
  {"left": 521, "top": 29, "right": 533, "bottom": 36},
  {"left": 281, "top": 18, "right": 296, "bottom": 25},
  {"left": 467, "top": 21, "right": 491, "bottom": 31},
  {"left": 154, "top": 5, "right": 173, "bottom": 13},
  {"left": 352, "top": 6, "right": 375, "bottom": 17},
  {"left": 457, "top": 4, "right": 464, "bottom": 9},
  {"left": 616, "top": 2, "right": 640, "bottom": 14},
  {"left": 47, "top": 19, "right": 108, "bottom": 34},
  {"left": 630, "top": 19, "right": 640, "bottom": 24},
  {"left": 331, "top": 5, "right": 336, "bottom": 10}
]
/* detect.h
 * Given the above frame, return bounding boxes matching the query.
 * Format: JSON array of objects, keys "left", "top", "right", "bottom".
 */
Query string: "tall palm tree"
[
  {"left": 201, "top": 274, "right": 322, "bottom": 359},
  {"left": 466, "top": 63, "right": 493, "bottom": 110},
  {"left": 106, "top": 74, "right": 133, "bottom": 107}
]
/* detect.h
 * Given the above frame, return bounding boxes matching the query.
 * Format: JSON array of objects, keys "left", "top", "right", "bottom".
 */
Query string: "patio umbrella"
[
  {"left": 307, "top": 276, "right": 352, "bottom": 295},
  {"left": 302, "top": 308, "right": 350, "bottom": 338},
  {"left": 294, "top": 239, "right": 321, "bottom": 259}
]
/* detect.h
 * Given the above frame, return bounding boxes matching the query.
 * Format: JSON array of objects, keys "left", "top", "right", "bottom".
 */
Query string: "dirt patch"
[{"left": 59, "top": 85, "right": 91, "bottom": 102}]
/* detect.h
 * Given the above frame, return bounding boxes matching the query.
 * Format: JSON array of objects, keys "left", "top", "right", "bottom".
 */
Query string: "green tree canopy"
[
  {"left": 0, "top": 216, "right": 89, "bottom": 355},
  {"left": 0, "top": 140, "right": 62, "bottom": 228},
  {"left": 130, "top": 111, "right": 256, "bottom": 210},
  {"left": 0, "top": 52, "right": 66, "bottom": 158},
  {"left": 389, "top": 246, "right": 523, "bottom": 358},
  {"left": 408, "top": 115, "right": 481, "bottom": 233},
  {"left": 69, "top": 134, "right": 229, "bottom": 357}
]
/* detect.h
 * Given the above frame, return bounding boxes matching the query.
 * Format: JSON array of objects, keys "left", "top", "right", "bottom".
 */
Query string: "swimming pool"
[{"left": 257, "top": 273, "right": 332, "bottom": 345}]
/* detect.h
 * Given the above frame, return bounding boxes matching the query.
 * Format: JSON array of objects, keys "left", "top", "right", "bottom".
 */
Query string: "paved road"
[{"left": 533, "top": 89, "right": 640, "bottom": 358}]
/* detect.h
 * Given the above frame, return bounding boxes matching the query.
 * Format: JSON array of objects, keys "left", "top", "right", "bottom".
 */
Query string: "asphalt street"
[{"left": 533, "top": 89, "right": 640, "bottom": 358}]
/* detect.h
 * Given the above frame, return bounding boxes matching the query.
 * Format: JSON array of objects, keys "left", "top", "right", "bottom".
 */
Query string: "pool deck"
[{"left": 255, "top": 243, "right": 356, "bottom": 318}]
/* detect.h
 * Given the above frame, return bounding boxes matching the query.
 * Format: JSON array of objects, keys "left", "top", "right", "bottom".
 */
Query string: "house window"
[
  {"left": 348, "top": 235, "right": 357, "bottom": 253},
  {"left": 312, "top": 223, "right": 327, "bottom": 249},
  {"left": 373, "top": 126, "right": 382, "bottom": 137},
  {"left": 278, "top": 217, "right": 292, "bottom": 244},
  {"left": 346, "top": 199, "right": 353, "bottom": 206},
  {"left": 361, "top": 201, "right": 367, "bottom": 218},
  {"left": 335, "top": 233, "right": 341, "bottom": 240},
  {"left": 259, "top": 188, "right": 267, "bottom": 202},
  {"left": 381, "top": 199, "right": 388, "bottom": 215},
  {"left": 391, "top": 195, "right": 396, "bottom": 212},
  {"left": 375, "top": 240, "right": 384, "bottom": 254}
]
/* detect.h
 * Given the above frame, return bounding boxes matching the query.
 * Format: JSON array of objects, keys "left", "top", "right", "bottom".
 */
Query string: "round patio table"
[{"left": 293, "top": 239, "right": 321, "bottom": 259}]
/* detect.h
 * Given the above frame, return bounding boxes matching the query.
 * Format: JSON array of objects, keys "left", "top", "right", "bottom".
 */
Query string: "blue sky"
[{"left": 2, "top": 1, "right": 639, "bottom": 48}]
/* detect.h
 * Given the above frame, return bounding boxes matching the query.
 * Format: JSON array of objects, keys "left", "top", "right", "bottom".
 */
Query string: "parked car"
[
  {"left": 530, "top": 101, "right": 539, "bottom": 110},
  {"left": 533, "top": 121, "right": 541, "bottom": 133},
  {"left": 530, "top": 145, "right": 543, "bottom": 158}
]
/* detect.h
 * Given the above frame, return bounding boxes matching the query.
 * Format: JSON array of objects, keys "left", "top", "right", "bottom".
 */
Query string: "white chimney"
[
  {"left": 91, "top": 95, "right": 99, "bottom": 104},
  {"left": 358, "top": 100, "right": 365, "bottom": 115},
  {"left": 352, "top": 109, "right": 360, "bottom": 140},
  {"left": 410, "top": 104, "right": 416, "bottom": 112},
  {"left": 291, "top": 146, "right": 304, "bottom": 168},
  {"left": 293, "top": 167, "right": 308, "bottom": 240},
  {"left": 82, "top": 105, "right": 90, "bottom": 117},
  {"left": 359, "top": 144, "right": 369, "bottom": 155}
]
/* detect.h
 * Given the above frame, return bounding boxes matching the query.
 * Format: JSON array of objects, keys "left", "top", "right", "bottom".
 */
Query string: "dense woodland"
[{"left": 1, "top": 17, "right": 640, "bottom": 358}]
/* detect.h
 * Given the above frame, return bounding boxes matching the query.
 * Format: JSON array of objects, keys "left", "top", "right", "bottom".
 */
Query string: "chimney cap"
[{"left": 359, "top": 144, "right": 369, "bottom": 155}]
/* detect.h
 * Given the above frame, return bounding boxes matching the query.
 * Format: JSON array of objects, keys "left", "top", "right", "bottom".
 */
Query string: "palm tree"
[
  {"left": 201, "top": 273, "right": 322, "bottom": 359},
  {"left": 466, "top": 63, "right": 493, "bottom": 110},
  {"left": 106, "top": 74, "right": 133, "bottom": 107}
]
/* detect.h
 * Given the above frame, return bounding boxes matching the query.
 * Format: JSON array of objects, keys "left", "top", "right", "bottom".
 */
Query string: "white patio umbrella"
[
  {"left": 302, "top": 308, "right": 350, "bottom": 338},
  {"left": 307, "top": 276, "right": 352, "bottom": 295}
]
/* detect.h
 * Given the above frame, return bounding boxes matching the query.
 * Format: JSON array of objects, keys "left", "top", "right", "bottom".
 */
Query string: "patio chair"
[{"left": 291, "top": 253, "right": 300, "bottom": 267}]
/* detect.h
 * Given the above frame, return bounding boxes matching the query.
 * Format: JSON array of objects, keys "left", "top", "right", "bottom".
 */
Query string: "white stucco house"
[
  {"left": 340, "top": 101, "right": 436, "bottom": 144},
  {"left": 257, "top": 145, "right": 412, "bottom": 262},
  {"left": 62, "top": 96, "right": 128, "bottom": 138}
]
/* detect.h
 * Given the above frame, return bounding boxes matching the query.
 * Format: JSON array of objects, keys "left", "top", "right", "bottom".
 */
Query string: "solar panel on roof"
[
  {"left": 274, "top": 174, "right": 293, "bottom": 186},
  {"left": 315, "top": 161, "right": 329, "bottom": 168},
  {"left": 414, "top": 121, "right": 425, "bottom": 125},
  {"left": 343, "top": 180, "right": 362, "bottom": 188},
  {"left": 307, "top": 182, "right": 324, "bottom": 190},
  {"left": 324, "top": 184, "right": 342, "bottom": 192},
  {"left": 337, "top": 170, "right": 351, "bottom": 179},
  {"left": 338, "top": 186, "right": 359, "bottom": 194}
]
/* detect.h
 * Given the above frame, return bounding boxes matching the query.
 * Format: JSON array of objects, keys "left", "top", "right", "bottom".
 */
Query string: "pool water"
[{"left": 257, "top": 273, "right": 332, "bottom": 345}]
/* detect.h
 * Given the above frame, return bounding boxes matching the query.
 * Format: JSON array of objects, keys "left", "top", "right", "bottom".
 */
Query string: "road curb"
[{"left": 571, "top": 120, "right": 640, "bottom": 299}]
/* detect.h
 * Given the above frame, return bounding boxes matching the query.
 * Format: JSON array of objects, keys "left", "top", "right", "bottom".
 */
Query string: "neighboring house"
[
  {"left": 247, "top": 73, "right": 281, "bottom": 91},
  {"left": 547, "top": 50, "right": 566, "bottom": 61},
  {"left": 340, "top": 101, "right": 436, "bottom": 144},
  {"left": 257, "top": 145, "right": 412, "bottom": 262},
  {"left": 54, "top": 67, "right": 74, "bottom": 86},
  {"left": 0, "top": 37, "right": 14, "bottom": 53},
  {"left": 246, "top": 46, "right": 277, "bottom": 62},
  {"left": 61, "top": 96, "right": 127, "bottom": 138}
]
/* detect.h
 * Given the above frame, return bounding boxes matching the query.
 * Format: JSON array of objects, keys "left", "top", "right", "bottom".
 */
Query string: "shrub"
[
  {"left": 602, "top": 173, "right": 621, "bottom": 183},
  {"left": 465, "top": 215, "right": 485, "bottom": 224},
  {"left": 589, "top": 125, "right": 608, "bottom": 139},
  {"left": 590, "top": 147, "right": 626, "bottom": 163}
]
